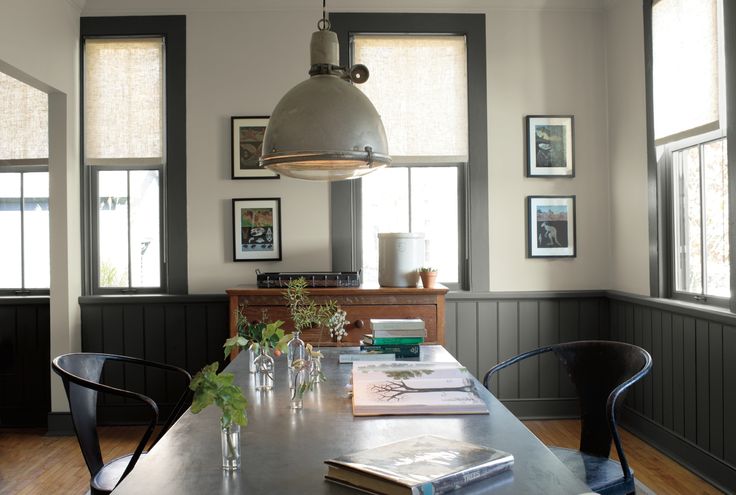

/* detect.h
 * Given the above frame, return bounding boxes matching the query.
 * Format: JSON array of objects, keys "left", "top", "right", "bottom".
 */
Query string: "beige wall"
[
  {"left": 0, "top": 0, "right": 83, "bottom": 411},
  {"left": 605, "top": 0, "right": 651, "bottom": 296},
  {"left": 83, "top": 0, "right": 617, "bottom": 293}
]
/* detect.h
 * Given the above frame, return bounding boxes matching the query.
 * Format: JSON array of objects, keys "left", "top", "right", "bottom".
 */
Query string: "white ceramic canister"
[{"left": 377, "top": 232, "right": 425, "bottom": 287}]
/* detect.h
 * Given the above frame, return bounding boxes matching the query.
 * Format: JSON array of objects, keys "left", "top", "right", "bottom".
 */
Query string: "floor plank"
[
  {"left": 524, "top": 419, "right": 725, "bottom": 495},
  {"left": 0, "top": 421, "right": 725, "bottom": 494}
]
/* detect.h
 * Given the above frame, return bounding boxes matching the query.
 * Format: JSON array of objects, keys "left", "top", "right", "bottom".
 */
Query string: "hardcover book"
[
  {"left": 360, "top": 344, "right": 421, "bottom": 358},
  {"left": 369, "top": 319, "right": 426, "bottom": 331},
  {"left": 351, "top": 361, "right": 489, "bottom": 416},
  {"left": 363, "top": 335, "right": 424, "bottom": 346},
  {"left": 324, "top": 434, "right": 513, "bottom": 495}
]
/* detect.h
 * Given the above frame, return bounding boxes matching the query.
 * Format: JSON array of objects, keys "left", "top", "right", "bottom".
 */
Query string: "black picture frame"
[
  {"left": 231, "top": 116, "right": 278, "bottom": 179},
  {"left": 232, "top": 197, "right": 282, "bottom": 261},
  {"left": 527, "top": 195, "right": 576, "bottom": 258},
  {"left": 525, "top": 115, "right": 575, "bottom": 177}
]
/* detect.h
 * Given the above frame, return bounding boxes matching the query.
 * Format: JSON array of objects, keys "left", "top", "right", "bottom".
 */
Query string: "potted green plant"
[
  {"left": 189, "top": 362, "right": 248, "bottom": 470},
  {"left": 418, "top": 267, "right": 438, "bottom": 288}
]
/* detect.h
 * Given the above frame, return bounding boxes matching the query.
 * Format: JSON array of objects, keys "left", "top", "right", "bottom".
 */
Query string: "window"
[
  {"left": 650, "top": 0, "right": 730, "bottom": 306},
  {"left": 330, "top": 14, "right": 488, "bottom": 291},
  {"left": 81, "top": 16, "right": 187, "bottom": 294},
  {"left": 0, "top": 71, "right": 50, "bottom": 294}
]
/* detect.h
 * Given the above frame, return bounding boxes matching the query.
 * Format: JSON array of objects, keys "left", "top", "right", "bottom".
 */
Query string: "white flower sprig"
[{"left": 327, "top": 309, "right": 348, "bottom": 341}]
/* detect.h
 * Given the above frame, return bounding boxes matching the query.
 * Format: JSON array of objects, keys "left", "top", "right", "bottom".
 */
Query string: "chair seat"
[
  {"left": 550, "top": 447, "right": 635, "bottom": 495},
  {"left": 91, "top": 453, "right": 147, "bottom": 495}
]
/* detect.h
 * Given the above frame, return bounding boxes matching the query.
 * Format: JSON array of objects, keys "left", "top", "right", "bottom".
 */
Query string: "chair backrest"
[
  {"left": 52, "top": 353, "right": 191, "bottom": 488},
  {"left": 552, "top": 341, "right": 651, "bottom": 461},
  {"left": 484, "top": 340, "right": 652, "bottom": 479}
]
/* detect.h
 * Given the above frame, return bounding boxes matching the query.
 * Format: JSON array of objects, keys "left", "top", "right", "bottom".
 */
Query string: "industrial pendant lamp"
[{"left": 259, "top": 1, "right": 391, "bottom": 181}]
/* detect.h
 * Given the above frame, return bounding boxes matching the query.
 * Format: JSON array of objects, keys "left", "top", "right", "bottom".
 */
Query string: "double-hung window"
[
  {"left": 330, "top": 14, "right": 488, "bottom": 291},
  {"left": 0, "top": 71, "right": 50, "bottom": 295},
  {"left": 81, "top": 16, "right": 187, "bottom": 295},
  {"left": 651, "top": 0, "right": 729, "bottom": 306}
]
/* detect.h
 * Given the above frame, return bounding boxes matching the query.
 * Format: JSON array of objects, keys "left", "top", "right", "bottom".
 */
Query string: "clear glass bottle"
[
  {"left": 221, "top": 420, "right": 241, "bottom": 470},
  {"left": 289, "top": 364, "right": 309, "bottom": 409},
  {"left": 247, "top": 346, "right": 256, "bottom": 373},
  {"left": 253, "top": 347, "right": 274, "bottom": 391},
  {"left": 287, "top": 331, "right": 306, "bottom": 391}
]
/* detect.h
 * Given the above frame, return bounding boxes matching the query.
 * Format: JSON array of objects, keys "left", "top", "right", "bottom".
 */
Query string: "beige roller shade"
[
  {"left": 353, "top": 35, "right": 468, "bottom": 163},
  {"left": 0, "top": 71, "right": 48, "bottom": 164},
  {"left": 84, "top": 38, "right": 164, "bottom": 165},
  {"left": 653, "top": 0, "right": 721, "bottom": 143}
]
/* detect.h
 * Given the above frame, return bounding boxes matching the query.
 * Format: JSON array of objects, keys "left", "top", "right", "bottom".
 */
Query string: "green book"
[
  {"left": 360, "top": 344, "right": 420, "bottom": 358},
  {"left": 363, "top": 335, "right": 424, "bottom": 345}
]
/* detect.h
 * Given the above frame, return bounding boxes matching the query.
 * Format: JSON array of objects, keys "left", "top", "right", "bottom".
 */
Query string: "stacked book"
[{"left": 361, "top": 318, "right": 425, "bottom": 358}]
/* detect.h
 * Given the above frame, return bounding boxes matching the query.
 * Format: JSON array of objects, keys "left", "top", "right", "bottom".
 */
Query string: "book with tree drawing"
[{"left": 351, "top": 361, "right": 489, "bottom": 416}]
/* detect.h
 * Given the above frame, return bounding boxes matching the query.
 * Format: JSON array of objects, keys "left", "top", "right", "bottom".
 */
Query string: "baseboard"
[
  {"left": 499, "top": 398, "right": 579, "bottom": 419},
  {"left": 621, "top": 407, "right": 736, "bottom": 493},
  {"left": 46, "top": 412, "right": 74, "bottom": 436}
]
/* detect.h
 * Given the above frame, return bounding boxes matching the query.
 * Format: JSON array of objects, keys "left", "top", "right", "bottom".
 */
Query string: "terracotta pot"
[{"left": 419, "top": 271, "right": 437, "bottom": 288}]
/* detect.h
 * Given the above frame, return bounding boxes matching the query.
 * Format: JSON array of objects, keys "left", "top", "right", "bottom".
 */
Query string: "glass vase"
[
  {"left": 253, "top": 347, "right": 274, "bottom": 391},
  {"left": 287, "top": 331, "right": 306, "bottom": 391},
  {"left": 247, "top": 347, "right": 256, "bottom": 373},
  {"left": 290, "top": 365, "right": 309, "bottom": 409},
  {"left": 221, "top": 421, "right": 241, "bottom": 470},
  {"left": 310, "top": 354, "right": 323, "bottom": 384}
]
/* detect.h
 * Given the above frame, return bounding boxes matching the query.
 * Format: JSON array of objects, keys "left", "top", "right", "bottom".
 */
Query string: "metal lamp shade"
[{"left": 261, "top": 74, "right": 391, "bottom": 181}]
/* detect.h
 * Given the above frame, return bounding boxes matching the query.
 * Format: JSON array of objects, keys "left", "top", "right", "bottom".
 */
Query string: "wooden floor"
[
  {"left": 525, "top": 420, "right": 724, "bottom": 495},
  {"left": 0, "top": 420, "right": 724, "bottom": 494}
]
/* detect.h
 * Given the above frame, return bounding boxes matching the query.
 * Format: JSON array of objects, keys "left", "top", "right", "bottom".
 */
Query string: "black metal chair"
[
  {"left": 483, "top": 340, "right": 652, "bottom": 495},
  {"left": 52, "top": 353, "right": 192, "bottom": 494}
]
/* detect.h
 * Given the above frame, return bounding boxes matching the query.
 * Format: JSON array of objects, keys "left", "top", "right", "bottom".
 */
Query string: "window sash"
[
  {"left": 666, "top": 131, "right": 729, "bottom": 307},
  {"left": 0, "top": 169, "right": 50, "bottom": 294},
  {"left": 359, "top": 163, "right": 465, "bottom": 288},
  {"left": 89, "top": 165, "right": 165, "bottom": 294}
]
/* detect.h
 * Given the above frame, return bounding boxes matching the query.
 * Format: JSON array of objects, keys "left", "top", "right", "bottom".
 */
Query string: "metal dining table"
[{"left": 112, "top": 345, "right": 590, "bottom": 494}]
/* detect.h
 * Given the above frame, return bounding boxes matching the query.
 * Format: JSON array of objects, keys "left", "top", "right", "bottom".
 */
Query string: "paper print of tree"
[{"left": 370, "top": 378, "right": 477, "bottom": 402}]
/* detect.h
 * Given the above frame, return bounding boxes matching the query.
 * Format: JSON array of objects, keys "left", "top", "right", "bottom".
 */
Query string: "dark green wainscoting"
[
  {"left": 79, "top": 295, "right": 229, "bottom": 424},
  {"left": 0, "top": 297, "right": 50, "bottom": 427}
]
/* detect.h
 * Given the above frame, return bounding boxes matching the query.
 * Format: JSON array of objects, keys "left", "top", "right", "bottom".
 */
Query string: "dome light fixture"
[{"left": 259, "top": 1, "right": 391, "bottom": 181}]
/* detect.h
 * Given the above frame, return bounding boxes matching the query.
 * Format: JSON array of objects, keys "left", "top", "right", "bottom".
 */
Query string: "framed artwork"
[
  {"left": 526, "top": 115, "right": 574, "bottom": 177},
  {"left": 527, "top": 195, "right": 576, "bottom": 258},
  {"left": 232, "top": 198, "right": 282, "bottom": 261},
  {"left": 231, "top": 116, "right": 278, "bottom": 179}
]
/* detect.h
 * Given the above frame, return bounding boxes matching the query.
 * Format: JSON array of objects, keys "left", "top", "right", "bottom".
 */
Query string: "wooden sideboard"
[{"left": 226, "top": 285, "right": 448, "bottom": 347}]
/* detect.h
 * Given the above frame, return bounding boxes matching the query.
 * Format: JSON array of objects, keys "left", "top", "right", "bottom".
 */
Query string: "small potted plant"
[
  {"left": 189, "top": 362, "right": 248, "bottom": 470},
  {"left": 418, "top": 267, "right": 438, "bottom": 288}
]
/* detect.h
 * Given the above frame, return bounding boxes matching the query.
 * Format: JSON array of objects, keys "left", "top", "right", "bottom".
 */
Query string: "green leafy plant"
[
  {"left": 283, "top": 278, "right": 347, "bottom": 340},
  {"left": 223, "top": 319, "right": 291, "bottom": 358},
  {"left": 189, "top": 362, "right": 248, "bottom": 428},
  {"left": 418, "top": 266, "right": 437, "bottom": 273}
]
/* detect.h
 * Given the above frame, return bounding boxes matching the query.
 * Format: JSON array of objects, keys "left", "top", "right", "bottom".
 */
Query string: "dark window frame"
[
  {"left": 329, "top": 13, "right": 489, "bottom": 292},
  {"left": 646, "top": 0, "right": 736, "bottom": 310},
  {"left": 80, "top": 16, "right": 187, "bottom": 295}
]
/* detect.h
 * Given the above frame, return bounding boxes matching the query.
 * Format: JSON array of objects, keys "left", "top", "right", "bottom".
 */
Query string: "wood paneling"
[
  {"left": 608, "top": 295, "right": 736, "bottom": 492},
  {"left": 80, "top": 297, "right": 229, "bottom": 424},
  {"left": 0, "top": 299, "right": 50, "bottom": 427}
]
